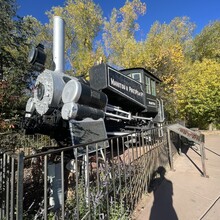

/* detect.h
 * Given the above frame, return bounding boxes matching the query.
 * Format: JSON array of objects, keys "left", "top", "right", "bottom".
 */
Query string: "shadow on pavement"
[
  {"left": 204, "top": 147, "right": 220, "bottom": 157},
  {"left": 178, "top": 138, "right": 204, "bottom": 176},
  {"left": 148, "top": 166, "right": 178, "bottom": 220}
]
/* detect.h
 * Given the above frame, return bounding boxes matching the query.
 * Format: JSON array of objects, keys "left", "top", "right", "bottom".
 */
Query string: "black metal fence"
[{"left": 0, "top": 126, "right": 178, "bottom": 220}]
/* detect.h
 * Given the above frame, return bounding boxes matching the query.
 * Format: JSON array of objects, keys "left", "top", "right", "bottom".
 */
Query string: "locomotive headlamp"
[
  {"left": 36, "top": 83, "right": 45, "bottom": 101},
  {"left": 28, "top": 43, "right": 46, "bottom": 72}
]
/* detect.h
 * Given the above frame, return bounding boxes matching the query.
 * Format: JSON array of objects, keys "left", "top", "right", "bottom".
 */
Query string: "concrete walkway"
[{"left": 134, "top": 133, "right": 220, "bottom": 220}]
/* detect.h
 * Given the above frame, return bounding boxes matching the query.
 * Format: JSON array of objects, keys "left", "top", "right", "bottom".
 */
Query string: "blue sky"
[{"left": 17, "top": 0, "right": 220, "bottom": 38}]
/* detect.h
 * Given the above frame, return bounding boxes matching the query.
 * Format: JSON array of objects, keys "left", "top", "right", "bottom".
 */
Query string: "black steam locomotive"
[{"left": 24, "top": 16, "right": 164, "bottom": 147}]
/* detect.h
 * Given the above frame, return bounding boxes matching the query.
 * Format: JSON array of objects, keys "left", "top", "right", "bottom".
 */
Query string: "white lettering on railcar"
[
  {"left": 110, "top": 78, "right": 143, "bottom": 97},
  {"left": 149, "top": 101, "right": 156, "bottom": 106}
]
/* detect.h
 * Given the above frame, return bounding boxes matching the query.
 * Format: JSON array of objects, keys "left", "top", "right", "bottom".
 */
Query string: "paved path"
[{"left": 135, "top": 133, "right": 220, "bottom": 220}]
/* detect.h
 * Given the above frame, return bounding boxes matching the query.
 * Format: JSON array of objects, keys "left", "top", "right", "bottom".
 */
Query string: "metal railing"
[{"left": 0, "top": 126, "right": 179, "bottom": 219}]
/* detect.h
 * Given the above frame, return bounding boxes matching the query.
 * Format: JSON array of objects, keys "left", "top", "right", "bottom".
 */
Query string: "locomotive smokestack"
[{"left": 53, "top": 16, "right": 65, "bottom": 72}]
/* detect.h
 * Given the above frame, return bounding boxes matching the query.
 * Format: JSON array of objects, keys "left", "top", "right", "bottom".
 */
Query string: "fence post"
[
  {"left": 16, "top": 152, "right": 24, "bottom": 220},
  {"left": 167, "top": 129, "right": 174, "bottom": 171},
  {"left": 10, "top": 157, "right": 15, "bottom": 220},
  {"left": 6, "top": 155, "right": 10, "bottom": 220},
  {"left": 200, "top": 143, "right": 208, "bottom": 178}
]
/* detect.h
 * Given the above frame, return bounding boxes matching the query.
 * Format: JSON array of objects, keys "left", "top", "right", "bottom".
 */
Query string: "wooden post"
[
  {"left": 167, "top": 129, "right": 174, "bottom": 171},
  {"left": 200, "top": 143, "right": 208, "bottom": 178}
]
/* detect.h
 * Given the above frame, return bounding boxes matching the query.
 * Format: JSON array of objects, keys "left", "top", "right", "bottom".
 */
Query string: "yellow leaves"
[
  {"left": 162, "top": 75, "right": 176, "bottom": 85},
  {"left": 51, "top": 7, "right": 63, "bottom": 17},
  {"left": 120, "top": 0, "right": 146, "bottom": 22},
  {"left": 103, "top": 0, "right": 146, "bottom": 66},
  {"left": 142, "top": 19, "right": 193, "bottom": 119},
  {"left": 193, "top": 21, "right": 220, "bottom": 61},
  {"left": 169, "top": 44, "right": 184, "bottom": 65},
  {"left": 176, "top": 58, "right": 220, "bottom": 123}
]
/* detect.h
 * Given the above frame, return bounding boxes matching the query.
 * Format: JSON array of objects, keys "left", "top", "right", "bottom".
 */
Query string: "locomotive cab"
[{"left": 120, "top": 67, "right": 162, "bottom": 119}]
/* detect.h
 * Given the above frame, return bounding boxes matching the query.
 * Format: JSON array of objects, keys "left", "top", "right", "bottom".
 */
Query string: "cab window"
[
  {"left": 151, "top": 80, "right": 156, "bottom": 96},
  {"left": 128, "top": 73, "right": 141, "bottom": 82},
  {"left": 145, "top": 76, "right": 151, "bottom": 94}
]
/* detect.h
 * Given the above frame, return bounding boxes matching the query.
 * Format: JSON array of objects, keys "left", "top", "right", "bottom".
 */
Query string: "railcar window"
[
  {"left": 128, "top": 73, "right": 141, "bottom": 82},
  {"left": 145, "top": 76, "right": 151, "bottom": 94},
  {"left": 151, "top": 80, "right": 156, "bottom": 96}
]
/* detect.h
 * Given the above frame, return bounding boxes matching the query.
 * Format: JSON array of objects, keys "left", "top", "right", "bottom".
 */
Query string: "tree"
[
  {"left": 0, "top": 0, "right": 37, "bottom": 130},
  {"left": 176, "top": 59, "right": 220, "bottom": 129},
  {"left": 46, "top": 0, "right": 104, "bottom": 77},
  {"left": 0, "top": 0, "right": 17, "bottom": 71},
  {"left": 177, "top": 20, "right": 220, "bottom": 128},
  {"left": 144, "top": 17, "right": 195, "bottom": 77},
  {"left": 103, "top": 0, "right": 146, "bottom": 68},
  {"left": 142, "top": 17, "right": 196, "bottom": 119},
  {"left": 192, "top": 21, "right": 220, "bottom": 62}
]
